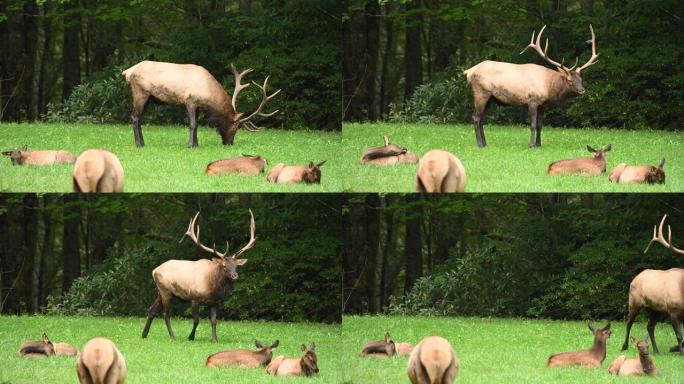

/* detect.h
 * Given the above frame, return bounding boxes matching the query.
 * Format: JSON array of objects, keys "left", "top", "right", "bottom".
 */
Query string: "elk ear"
[
  {"left": 309, "top": 342, "right": 316, "bottom": 352},
  {"left": 271, "top": 340, "right": 280, "bottom": 349},
  {"left": 255, "top": 340, "right": 264, "bottom": 348},
  {"left": 384, "top": 332, "right": 391, "bottom": 342},
  {"left": 603, "top": 322, "right": 611, "bottom": 331},
  {"left": 587, "top": 145, "right": 596, "bottom": 153},
  {"left": 658, "top": 158, "right": 665, "bottom": 169},
  {"left": 21, "top": 144, "right": 27, "bottom": 151},
  {"left": 234, "top": 112, "right": 244, "bottom": 122},
  {"left": 301, "top": 344, "right": 307, "bottom": 352},
  {"left": 630, "top": 336, "right": 637, "bottom": 344},
  {"left": 1, "top": 151, "right": 12, "bottom": 156},
  {"left": 604, "top": 144, "right": 612, "bottom": 152},
  {"left": 383, "top": 135, "right": 390, "bottom": 146},
  {"left": 587, "top": 321, "right": 596, "bottom": 332},
  {"left": 233, "top": 258, "right": 248, "bottom": 266},
  {"left": 43, "top": 333, "right": 49, "bottom": 343},
  {"left": 316, "top": 161, "right": 326, "bottom": 168}
]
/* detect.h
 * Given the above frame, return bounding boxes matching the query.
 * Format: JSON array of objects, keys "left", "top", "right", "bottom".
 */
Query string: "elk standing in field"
[
  {"left": 3, "top": 145, "right": 76, "bottom": 166},
  {"left": 206, "top": 340, "right": 279, "bottom": 368},
  {"left": 416, "top": 150, "right": 466, "bottom": 193},
  {"left": 464, "top": 25, "right": 599, "bottom": 147},
  {"left": 141, "top": 210, "right": 255, "bottom": 343},
  {"left": 360, "top": 135, "right": 419, "bottom": 165},
  {"left": 407, "top": 336, "right": 458, "bottom": 384},
  {"left": 608, "top": 159, "right": 665, "bottom": 184},
  {"left": 266, "top": 342, "right": 319, "bottom": 376},
  {"left": 72, "top": 149, "right": 125, "bottom": 193},
  {"left": 17, "top": 333, "right": 55, "bottom": 357},
  {"left": 266, "top": 161, "right": 326, "bottom": 184},
  {"left": 547, "top": 145, "right": 611, "bottom": 176},
  {"left": 361, "top": 332, "right": 397, "bottom": 357},
  {"left": 547, "top": 321, "right": 611, "bottom": 368},
  {"left": 609, "top": 336, "right": 658, "bottom": 376},
  {"left": 122, "top": 61, "right": 280, "bottom": 147},
  {"left": 205, "top": 154, "right": 267, "bottom": 175},
  {"left": 623, "top": 214, "right": 684, "bottom": 355},
  {"left": 76, "top": 337, "right": 126, "bottom": 384}
]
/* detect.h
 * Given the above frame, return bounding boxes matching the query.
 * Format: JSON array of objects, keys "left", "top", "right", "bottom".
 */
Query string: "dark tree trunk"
[
  {"left": 21, "top": 195, "right": 39, "bottom": 313},
  {"left": 379, "top": 3, "right": 396, "bottom": 117},
  {"left": 403, "top": 196, "right": 423, "bottom": 294},
  {"left": 404, "top": 0, "right": 423, "bottom": 100},
  {"left": 0, "top": 195, "right": 21, "bottom": 313},
  {"left": 22, "top": 1, "right": 39, "bottom": 121},
  {"left": 342, "top": 1, "right": 363, "bottom": 121},
  {"left": 62, "top": 0, "right": 81, "bottom": 100},
  {"left": 62, "top": 195, "right": 81, "bottom": 293},
  {"left": 364, "top": 0, "right": 380, "bottom": 121},
  {"left": 364, "top": 194, "right": 380, "bottom": 313}
]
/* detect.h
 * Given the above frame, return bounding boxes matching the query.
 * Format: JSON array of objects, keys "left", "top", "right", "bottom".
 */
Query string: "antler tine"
[
  {"left": 230, "top": 64, "right": 253, "bottom": 111},
  {"left": 184, "top": 211, "right": 221, "bottom": 255},
  {"left": 568, "top": 57, "right": 579, "bottom": 71},
  {"left": 520, "top": 25, "right": 565, "bottom": 69},
  {"left": 231, "top": 209, "right": 256, "bottom": 260},
  {"left": 644, "top": 214, "right": 684, "bottom": 254},
  {"left": 577, "top": 24, "right": 600, "bottom": 73},
  {"left": 238, "top": 75, "right": 281, "bottom": 127}
]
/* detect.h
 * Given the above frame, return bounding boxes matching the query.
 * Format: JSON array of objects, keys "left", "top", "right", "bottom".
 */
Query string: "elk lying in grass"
[
  {"left": 609, "top": 336, "right": 658, "bottom": 376},
  {"left": 396, "top": 342, "right": 414, "bottom": 357},
  {"left": 77, "top": 337, "right": 126, "bottom": 384},
  {"left": 407, "top": 336, "right": 458, "bottom": 384},
  {"left": 464, "top": 25, "right": 599, "bottom": 147},
  {"left": 360, "top": 135, "right": 419, "bottom": 165},
  {"left": 122, "top": 61, "right": 280, "bottom": 147},
  {"left": 54, "top": 342, "right": 79, "bottom": 356},
  {"left": 416, "top": 150, "right": 466, "bottom": 192},
  {"left": 623, "top": 214, "right": 684, "bottom": 355},
  {"left": 72, "top": 149, "right": 125, "bottom": 192},
  {"left": 206, "top": 340, "right": 279, "bottom": 368},
  {"left": 142, "top": 210, "right": 255, "bottom": 343},
  {"left": 18, "top": 333, "right": 55, "bottom": 357},
  {"left": 548, "top": 145, "right": 611, "bottom": 176},
  {"left": 205, "top": 154, "right": 267, "bottom": 175},
  {"left": 608, "top": 159, "right": 665, "bottom": 184},
  {"left": 266, "top": 343, "right": 319, "bottom": 376},
  {"left": 361, "top": 332, "right": 397, "bottom": 357},
  {"left": 266, "top": 161, "right": 326, "bottom": 184},
  {"left": 3, "top": 146, "right": 76, "bottom": 166},
  {"left": 547, "top": 321, "right": 611, "bottom": 368}
]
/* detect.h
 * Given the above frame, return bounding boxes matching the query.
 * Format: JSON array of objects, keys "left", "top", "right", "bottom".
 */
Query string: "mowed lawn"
[
  {"left": 343, "top": 123, "right": 683, "bottom": 192},
  {"left": 342, "top": 316, "right": 684, "bottom": 384},
  {"left": 0, "top": 123, "right": 341, "bottom": 192},
  {"left": 0, "top": 315, "right": 340, "bottom": 384}
]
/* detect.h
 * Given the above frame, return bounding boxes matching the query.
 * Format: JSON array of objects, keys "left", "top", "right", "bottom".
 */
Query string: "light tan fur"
[
  {"left": 416, "top": 150, "right": 466, "bottom": 192},
  {"left": 205, "top": 155, "right": 266, "bottom": 175},
  {"left": 152, "top": 259, "right": 244, "bottom": 305},
  {"left": 205, "top": 341, "right": 277, "bottom": 368},
  {"left": 407, "top": 336, "right": 458, "bottom": 384},
  {"left": 608, "top": 160, "right": 665, "bottom": 184},
  {"left": 548, "top": 145, "right": 610, "bottom": 176},
  {"left": 76, "top": 337, "right": 126, "bottom": 384},
  {"left": 3, "top": 150, "right": 76, "bottom": 166},
  {"left": 265, "top": 343, "right": 318, "bottom": 376},
  {"left": 547, "top": 322, "right": 611, "bottom": 368},
  {"left": 54, "top": 342, "right": 79, "bottom": 356},
  {"left": 72, "top": 150, "right": 124, "bottom": 192},
  {"left": 396, "top": 342, "right": 414, "bottom": 357},
  {"left": 609, "top": 338, "right": 658, "bottom": 376},
  {"left": 266, "top": 162, "right": 325, "bottom": 184}
]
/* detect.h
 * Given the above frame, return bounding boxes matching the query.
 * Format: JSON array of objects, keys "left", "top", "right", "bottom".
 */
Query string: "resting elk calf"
[
  {"left": 623, "top": 214, "right": 684, "bottom": 355},
  {"left": 3, "top": 145, "right": 76, "bottom": 166},
  {"left": 465, "top": 25, "right": 599, "bottom": 147},
  {"left": 396, "top": 342, "right": 414, "bottom": 357},
  {"left": 17, "top": 333, "right": 55, "bottom": 357},
  {"left": 360, "top": 332, "right": 397, "bottom": 357},
  {"left": 122, "top": 61, "right": 280, "bottom": 147},
  {"left": 266, "top": 342, "right": 319, "bottom": 376},
  {"left": 608, "top": 159, "right": 665, "bottom": 184},
  {"left": 72, "top": 149, "right": 125, "bottom": 192},
  {"left": 547, "top": 321, "right": 611, "bottom": 368},
  {"left": 142, "top": 210, "right": 255, "bottom": 343},
  {"left": 609, "top": 336, "right": 658, "bottom": 376},
  {"left": 206, "top": 340, "right": 279, "bottom": 368},
  {"left": 416, "top": 150, "right": 466, "bottom": 193},
  {"left": 407, "top": 336, "right": 458, "bottom": 384},
  {"left": 266, "top": 161, "right": 326, "bottom": 184},
  {"left": 360, "top": 135, "right": 419, "bottom": 165},
  {"left": 77, "top": 337, "right": 127, "bottom": 384},
  {"left": 205, "top": 154, "right": 267, "bottom": 175},
  {"left": 547, "top": 145, "right": 611, "bottom": 176}
]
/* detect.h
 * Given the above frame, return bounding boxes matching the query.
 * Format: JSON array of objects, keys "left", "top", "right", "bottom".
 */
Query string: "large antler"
[
  {"left": 576, "top": 25, "right": 599, "bottom": 73},
  {"left": 520, "top": 25, "right": 568, "bottom": 70},
  {"left": 231, "top": 209, "right": 256, "bottom": 260},
  {"left": 184, "top": 212, "right": 229, "bottom": 257},
  {"left": 230, "top": 64, "right": 253, "bottom": 112},
  {"left": 238, "top": 76, "right": 281, "bottom": 131},
  {"left": 644, "top": 214, "right": 684, "bottom": 255}
]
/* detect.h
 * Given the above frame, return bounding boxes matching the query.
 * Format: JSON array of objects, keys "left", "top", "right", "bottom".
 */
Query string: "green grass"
[
  {"left": 0, "top": 123, "right": 341, "bottom": 192},
  {"left": 342, "top": 316, "right": 684, "bottom": 383},
  {"left": 0, "top": 315, "right": 340, "bottom": 383},
  {"left": 343, "top": 123, "right": 684, "bottom": 192}
]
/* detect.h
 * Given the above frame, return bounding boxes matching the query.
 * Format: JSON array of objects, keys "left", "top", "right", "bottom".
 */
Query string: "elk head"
[
  {"left": 588, "top": 321, "right": 612, "bottom": 341},
  {"left": 587, "top": 144, "right": 611, "bottom": 159},
  {"left": 644, "top": 214, "right": 683, "bottom": 255},
  {"left": 645, "top": 159, "right": 666, "bottom": 184},
  {"left": 521, "top": 25, "right": 599, "bottom": 96},
  {"left": 630, "top": 336, "right": 650, "bottom": 356},
  {"left": 302, "top": 161, "right": 326, "bottom": 184},
  {"left": 2, "top": 145, "right": 27, "bottom": 165},
  {"left": 300, "top": 342, "right": 319, "bottom": 376},
  {"left": 183, "top": 209, "right": 256, "bottom": 281}
]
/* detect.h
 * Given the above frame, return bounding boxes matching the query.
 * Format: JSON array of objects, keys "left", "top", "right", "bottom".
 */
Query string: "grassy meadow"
[
  {"left": 0, "top": 315, "right": 340, "bottom": 384},
  {"left": 0, "top": 123, "right": 341, "bottom": 192},
  {"left": 343, "top": 123, "right": 683, "bottom": 192}
]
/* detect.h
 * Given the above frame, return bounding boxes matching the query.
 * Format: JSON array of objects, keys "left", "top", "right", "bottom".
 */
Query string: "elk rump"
[
  {"left": 416, "top": 150, "right": 466, "bottom": 192},
  {"left": 72, "top": 149, "right": 124, "bottom": 192}
]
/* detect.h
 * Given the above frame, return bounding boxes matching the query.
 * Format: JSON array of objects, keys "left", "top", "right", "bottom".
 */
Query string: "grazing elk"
[
  {"left": 623, "top": 214, "right": 684, "bottom": 355},
  {"left": 72, "top": 149, "right": 125, "bottom": 193},
  {"left": 464, "top": 25, "right": 599, "bottom": 147},
  {"left": 122, "top": 61, "right": 280, "bottom": 147},
  {"left": 360, "top": 135, "right": 419, "bottom": 165},
  {"left": 205, "top": 154, "right": 267, "bottom": 175},
  {"left": 361, "top": 332, "right": 397, "bottom": 357},
  {"left": 266, "top": 342, "right": 319, "bottom": 376},
  {"left": 54, "top": 342, "right": 79, "bottom": 356},
  {"left": 18, "top": 333, "right": 55, "bottom": 357},
  {"left": 396, "top": 342, "right": 414, "bottom": 357},
  {"left": 3, "top": 146, "right": 76, "bottom": 166},
  {"left": 609, "top": 336, "right": 658, "bottom": 376},
  {"left": 416, "top": 150, "right": 466, "bottom": 193},
  {"left": 77, "top": 337, "right": 127, "bottom": 384},
  {"left": 266, "top": 161, "right": 326, "bottom": 184},
  {"left": 407, "top": 336, "right": 458, "bottom": 384},
  {"left": 548, "top": 145, "right": 611, "bottom": 176},
  {"left": 141, "top": 210, "right": 255, "bottom": 343},
  {"left": 608, "top": 159, "right": 665, "bottom": 184},
  {"left": 547, "top": 321, "right": 611, "bottom": 368},
  {"left": 206, "top": 340, "right": 279, "bottom": 368}
]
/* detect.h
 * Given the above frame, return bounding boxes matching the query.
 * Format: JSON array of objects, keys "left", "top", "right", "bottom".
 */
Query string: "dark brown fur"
[
  {"left": 361, "top": 135, "right": 408, "bottom": 163},
  {"left": 18, "top": 333, "right": 55, "bottom": 357},
  {"left": 547, "top": 321, "right": 611, "bottom": 368},
  {"left": 361, "top": 332, "right": 397, "bottom": 357},
  {"left": 206, "top": 340, "right": 279, "bottom": 368},
  {"left": 266, "top": 161, "right": 325, "bottom": 184},
  {"left": 205, "top": 155, "right": 266, "bottom": 175},
  {"left": 266, "top": 343, "right": 319, "bottom": 376}
]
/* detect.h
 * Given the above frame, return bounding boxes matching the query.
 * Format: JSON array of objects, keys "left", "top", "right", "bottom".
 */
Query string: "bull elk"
[
  {"left": 3, "top": 145, "right": 76, "bottom": 166},
  {"left": 361, "top": 332, "right": 397, "bottom": 357},
  {"left": 77, "top": 337, "right": 127, "bottom": 384},
  {"left": 17, "top": 333, "right": 55, "bottom": 357},
  {"left": 416, "top": 150, "right": 466, "bottom": 193},
  {"left": 360, "top": 135, "right": 419, "bottom": 165},
  {"left": 266, "top": 161, "right": 326, "bottom": 184},
  {"left": 608, "top": 159, "right": 665, "bottom": 184},
  {"left": 72, "top": 149, "right": 125, "bottom": 193},
  {"left": 141, "top": 210, "right": 255, "bottom": 343},
  {"left": 206, "top": 340, "right": 279, "bottom": 368},
  {"left": 547, "top": 145, "right": 611, "bottom": 176},
  {"left": 266, "top": 342, "right": 319, "bottom": 376},
  {"left": 465, "top": 25, "right": 599, "bottom": 147},
  {"left": 623, "top": 214, "right": 684, "bottom": 355},
  {"left": 609, "top": 336, "right": 658, "bottom": 376},
  {"left": 205, "top": 154, "right": 267, "bottom": 175},
  {"left": 122, "top": 61, "right": 280, "bottom": 147},
  {"left": 407, "top": 336, "right": 458, "bottom": 384},
  {"left": 547, "top": 321, "right": 611, "bottom": 368}
]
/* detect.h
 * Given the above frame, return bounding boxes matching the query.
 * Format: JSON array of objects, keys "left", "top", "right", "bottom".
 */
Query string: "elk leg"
[
  {"left": 131, "top": 91, "right": 149, "bottom": 148},
  {"left": 472, "top": 91, "right": 490, "bottom": 148},
  {"left": 528, "top": 104, "right": 539, "bottom": 148},
  {"left": 160, "top": 294, "right": 175, "bottom": 339},
  {"left": 188, "top": 302, "right": 200, "bottom": 341},
  {"left": 669, "top": 314, "right": 683, "bottom": 355},
  {"left": 622, "top": 307, "right": 638, "bottom": 350},
  {"left": 209, "top": 304, "right": 218, "bottom": 343},
  {"left": 186, "top": 104, "right": 199, "bottom": 148},
  {"left": 142, "top": 295, "right": 162, "bottom": 338},
  {"left": 647, "top": 312, "right": 660, "bottom": 354},
  {"left": 535, "top": 109, "right": 543, "bottom": 146}
]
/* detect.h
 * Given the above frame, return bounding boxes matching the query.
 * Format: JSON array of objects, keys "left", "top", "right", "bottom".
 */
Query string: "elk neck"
[
  {"left": 547, "top": 72, "right": 578, "bottom": 106},
  {"left": 209, "top": 265, "right": 235, "bottom": 302},
  {"left": 590, "top": 336, "right": 607, "bottom": 363},
  {"left": 639, "top": 350, "right": 656, "bottom": 375}
]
